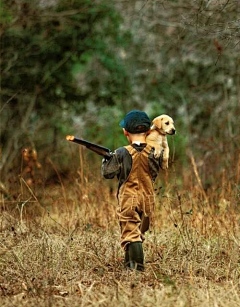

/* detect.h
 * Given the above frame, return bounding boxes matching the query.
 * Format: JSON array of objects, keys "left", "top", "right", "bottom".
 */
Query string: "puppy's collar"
[{"left": 152, "top": 125, "right": 166, "bottom": 135}]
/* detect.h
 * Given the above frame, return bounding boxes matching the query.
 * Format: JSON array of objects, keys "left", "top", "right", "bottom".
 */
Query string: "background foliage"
[{"left": 0, "top": 0, "right": 239, "bottom": 188}]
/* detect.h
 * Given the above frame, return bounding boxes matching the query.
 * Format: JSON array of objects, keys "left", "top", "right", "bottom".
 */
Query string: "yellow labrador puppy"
[{"left": 146, "top": 115, "right": 176, "bottom": 169}]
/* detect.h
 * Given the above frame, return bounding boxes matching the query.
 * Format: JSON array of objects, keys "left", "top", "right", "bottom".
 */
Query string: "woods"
[{"left": 1, "top": 0, "right": 239, "bottom": 178}]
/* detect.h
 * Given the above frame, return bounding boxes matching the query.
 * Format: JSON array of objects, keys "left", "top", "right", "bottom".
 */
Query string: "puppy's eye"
[{"left": 165, "top": 122, "right": 169, "bottom": 125}]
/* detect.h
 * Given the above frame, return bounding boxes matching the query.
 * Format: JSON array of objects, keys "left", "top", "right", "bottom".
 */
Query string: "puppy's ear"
[{"left": 152, "top": 116, "right": 162, "bottom": 129}]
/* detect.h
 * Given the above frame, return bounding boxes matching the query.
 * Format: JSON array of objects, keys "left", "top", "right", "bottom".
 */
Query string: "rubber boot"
[
  {"left": 128, "top": 241, "right": 144, "bottom": 271},
  {"left": 124, "top": 246, "right": 130, "bottom": 268}
]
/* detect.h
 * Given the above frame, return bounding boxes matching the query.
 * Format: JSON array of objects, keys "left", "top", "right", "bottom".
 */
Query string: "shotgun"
[{"left": 66, "top": 135, "right": 113, "bottom": 160}]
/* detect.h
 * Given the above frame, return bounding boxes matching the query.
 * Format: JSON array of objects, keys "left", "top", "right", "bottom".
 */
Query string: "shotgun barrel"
[{"left": 66, "top": 135, "right": 112, "bottom": 159}]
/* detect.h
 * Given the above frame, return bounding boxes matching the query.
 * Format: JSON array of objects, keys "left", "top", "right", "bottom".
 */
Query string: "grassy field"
[{"left": 0, "top": 155, "right": 239, "bottom": 307}]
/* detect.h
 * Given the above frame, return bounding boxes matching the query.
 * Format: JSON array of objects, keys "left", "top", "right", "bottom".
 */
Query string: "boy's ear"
[{"left": 123, "top": 128, "right": 129, "bottom": 136}]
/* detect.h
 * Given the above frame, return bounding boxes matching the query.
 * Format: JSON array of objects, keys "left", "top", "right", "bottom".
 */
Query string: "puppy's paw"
[
  {"left": 154, "top": 149, "right": 162, "bottom": 159},
  {"left": 161, "top": 161, "right": 168, "bottom": 169}
]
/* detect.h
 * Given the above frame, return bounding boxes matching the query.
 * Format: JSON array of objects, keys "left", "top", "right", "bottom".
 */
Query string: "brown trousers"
[{"left": 117, "top": 145, "right": 155, "bottom": 250}]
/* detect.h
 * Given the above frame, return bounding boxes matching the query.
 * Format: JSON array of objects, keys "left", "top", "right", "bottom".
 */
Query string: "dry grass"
[{"left": 0, "top": 154, "right": 239, "bottom": 307}]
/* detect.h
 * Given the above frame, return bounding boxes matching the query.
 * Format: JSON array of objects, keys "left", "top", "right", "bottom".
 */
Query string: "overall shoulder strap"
[
  {"left": 124, "top": 145, "right": 137, "bottom": 156},
  {"left": 142, "top": 144, "right": 153, "bottom": 156}
]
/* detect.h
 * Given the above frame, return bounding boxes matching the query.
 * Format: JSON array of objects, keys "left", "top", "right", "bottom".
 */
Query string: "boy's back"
[{"left": 102, "top": 142, "right": 161, "bottom": 196}]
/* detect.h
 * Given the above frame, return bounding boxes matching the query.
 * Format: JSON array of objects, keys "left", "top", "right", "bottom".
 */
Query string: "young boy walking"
[{"left": 102, "top": 110, "right": 162, "bottom": 271}]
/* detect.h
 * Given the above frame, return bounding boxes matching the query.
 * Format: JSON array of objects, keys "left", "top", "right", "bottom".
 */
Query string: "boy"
[{"left": 102, "top": 110, "right": 162, "bottom": 271}]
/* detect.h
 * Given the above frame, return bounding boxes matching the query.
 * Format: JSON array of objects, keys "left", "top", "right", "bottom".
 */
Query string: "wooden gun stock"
[
  {"left": 66, "top": 135, "right": 112, "bottom": 159},
  {"left": 140, "top": 215, "right": 149, "bottom": 233}
]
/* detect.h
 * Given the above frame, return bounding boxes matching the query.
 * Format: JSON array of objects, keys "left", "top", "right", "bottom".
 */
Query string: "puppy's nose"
[{"left": 172, "top": 129, "right": 176, "bottom": 135}]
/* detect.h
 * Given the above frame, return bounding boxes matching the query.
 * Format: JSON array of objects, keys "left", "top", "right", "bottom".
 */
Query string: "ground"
[{"left": 0, "top": 177, "right": 239, "bottom": 307}]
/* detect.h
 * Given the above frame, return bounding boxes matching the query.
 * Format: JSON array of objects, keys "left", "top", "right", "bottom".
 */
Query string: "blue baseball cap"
[{"left": 119, "top": 110, "right": 151, "bottom": 134}]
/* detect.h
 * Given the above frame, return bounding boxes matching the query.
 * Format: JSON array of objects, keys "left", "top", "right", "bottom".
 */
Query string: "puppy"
[{"left": 146, "top": 114, "right": 176, "bottom": 169}]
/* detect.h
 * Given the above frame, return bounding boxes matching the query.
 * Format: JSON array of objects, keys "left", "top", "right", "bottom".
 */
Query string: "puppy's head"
[{"left": 152, "top": 115, "right": 176, "bottom": 135}]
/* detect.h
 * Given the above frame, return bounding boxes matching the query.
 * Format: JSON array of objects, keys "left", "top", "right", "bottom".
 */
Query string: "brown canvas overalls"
[{"left": 117, "top": 144, "right": 155, "bottom": 250}]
